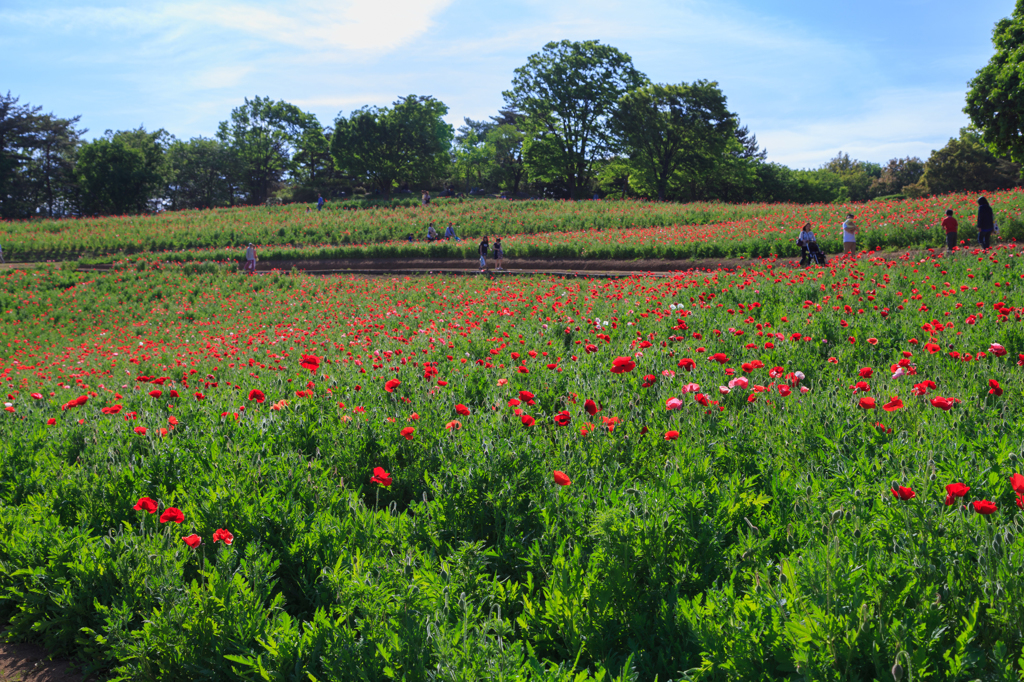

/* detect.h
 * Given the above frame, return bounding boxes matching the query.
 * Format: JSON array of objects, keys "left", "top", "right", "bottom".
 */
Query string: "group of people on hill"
[{"left": 796, "top": 196, "right": 1000, "bottom": 266}]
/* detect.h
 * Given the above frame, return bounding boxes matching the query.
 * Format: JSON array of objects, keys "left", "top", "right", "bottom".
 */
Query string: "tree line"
[{"left": 2, "top": 39, "right": 1021, "bottom": 219}]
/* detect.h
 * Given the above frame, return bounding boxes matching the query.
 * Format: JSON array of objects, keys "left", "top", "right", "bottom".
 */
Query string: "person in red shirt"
[{"left": 941, "top": 209, "right": 958, "bottom": 251}]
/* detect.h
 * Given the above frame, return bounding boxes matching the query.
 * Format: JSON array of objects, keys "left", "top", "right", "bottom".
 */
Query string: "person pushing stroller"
[{"left": 797, "top": 222, "right": 825, "bottom": 265}]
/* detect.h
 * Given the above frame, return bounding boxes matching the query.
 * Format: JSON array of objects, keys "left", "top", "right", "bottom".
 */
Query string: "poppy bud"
[
  {"left": 892, "top": 661, "right": 904, "bottom": 682},
  {"left": 830, "top": 509, "right": 842, "bottom": 523}
]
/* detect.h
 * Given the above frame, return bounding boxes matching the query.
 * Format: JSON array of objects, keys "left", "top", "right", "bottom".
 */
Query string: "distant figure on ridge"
[
  {"left": 494, "top": 237, "right": 504, "bottom": 270},
  {"left": 317, "top": 194, "right": 324, "bottom": 211},
  {"left": 245, "top": 243, "right": 257, "bottom": 274}
]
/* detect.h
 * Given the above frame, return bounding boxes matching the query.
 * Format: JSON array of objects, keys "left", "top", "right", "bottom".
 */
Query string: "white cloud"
[
  {"left": 757, "top": 89, "right": 969, "bottom": 168},
  {"left": 2, "top": 0, "right": 455, "bottom": 56}
]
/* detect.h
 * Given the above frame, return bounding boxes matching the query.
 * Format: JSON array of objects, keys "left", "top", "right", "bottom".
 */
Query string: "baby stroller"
[{"left": 799, "top": 241, "right": 827, "bottom": 266}]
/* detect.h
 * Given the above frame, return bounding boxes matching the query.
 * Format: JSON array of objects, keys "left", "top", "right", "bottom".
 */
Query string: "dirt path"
[{"left": 0, "top": 640, "right": 81, "bottom": 682}]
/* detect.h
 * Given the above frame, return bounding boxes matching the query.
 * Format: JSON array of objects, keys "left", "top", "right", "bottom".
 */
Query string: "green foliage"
[
  {"left": 504, "top": 40, "right": 646, "bottom": 199},
  {"left": 165, "top": 137, "right": 239, "bottom": 210},
  {"left": 76, "top": 127, "right": 170, "bottom": 216},
  {"left": 612, "top": 81, "right": 737, "bottom": 201},
  {"left": 966, "top": 0, "right": 1024, "bottom": 164},
  {"left": 919, "top": 129, "right": 1021, "bottom": 195},
  {"left": 331, "top": 95, "right": 454, "bottom": 196}
]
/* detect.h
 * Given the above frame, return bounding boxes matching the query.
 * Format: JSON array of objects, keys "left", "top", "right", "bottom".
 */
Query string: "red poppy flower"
[
  {"left": 989, "top": 343, "right": 1007, "bottom": 357},
  {"left": 708, "top": 353, "right": 729, "bottom": 364},
  {"left": 1010, "top": 473, "right": 1024, "bottom": 494},
  {"left": 101, "top": 405, "right": 122, "bottom": 415},
  {"left": 858, "top": 367, "right": 873, "bottom": 378},
  {"left": 553, "top": 410, "right": 571, "bottom": 426},
  {"left": 148, "top": 389, "right": 162, "bottom": 398},
  {"left": 46, "top": 418, "right": 56, "bottom": 425},
  {"left": 160, "top": 507, "right": 185, "bottom": 524},
  {"left": 858, "top": 397, "right": 876, "bottom": 410},
  {"left": 641, "top": 374, "right": 656, "bottom": 387},
  {"left": 384, "top": 379, "right": 401, "bottom": 393},
  {"left": 930, "top": 397, "right": 955, "bottom": 411},
  {"left": 134, "top": 426, "right": 148, "bottom": 435},
  {"left": 584, "top": 344, "right": 598, "bottom": 353},
  {"left": 891, "top": 486, "right": 916, "bottom": 501},
  {"left": 212, "top": 529, "right": 234, "bottom": 545},
  {"left": 664, "top": 430, "right": 679, "bottom": 440},
  {"left": 300, "top": 354, "right": 321, "bottom": 371},
  {"left": 248, "top": 389, "right": 266, "bottom": 403},
  {"left": 455, "top": 404, "right": 471, "bottom": 416},
  {"left": 944, "top": 482, "right": 970, "bottom": 506},
  {"left": 521, "top": 414, "right": 535, "bottom": 427},
  {"left": 601, "top": 415, "right": 620, "bottom": 432},
  {"left": 972, "top": 499, "right": 998, "bottom": 514},
  {"left": 168, "top": 416, "right": 179, "bottom": 427},
  {"left": 610, "top": 356, "right": 636, "bottom": 374},
  {"left": 445, "top": 420, "right": 462, "bottom": 430},
  {"left": 867, "top": 337, "right": 878, "bottom": 345},
  {"left": 400, "top": 426, "right": 415, "bottom": 440},
  {"left": 584, "top": 399, "right": 599, "bottom": 416},
  {"left": 30, "top": 393, "right": 43, "bottom": 400},
  {"left": 988, "top": 379, "right": 1003, "bottom": 397},
  {"left": 182, "top": 534, "right": 202, "bottom": 548},
  {"left": 370, "top": 466, "right": 392, "bottom": 486},
  {"left": 778, "top": 385, "right": 791, "bottom": 397},
  {"left": 694, "top": 393, "right": 710, "bottom": 406},
  {"left": 133, "top": 496, "right": 158, "bottom": 513},
  {"left": 678, "top": 358, "right": 696, "bottom": 371},
  {"left": 553, "top": 470, "right": 571, "bottom": 486},
  {"left": 518, "top": 390, "right": 535, "bottom": 404},
  {"left": 882, "top": 397, "right": 903, "bottom": 411},
  {"left": 194, "top": 392, "right": 205, "bottom": 400}
]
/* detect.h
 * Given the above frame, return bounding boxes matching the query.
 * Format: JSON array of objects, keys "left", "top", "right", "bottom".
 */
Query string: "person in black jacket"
[
  {"left": 478, "top": 237, "right": 489, "bottom": 271},
  {"left": 977, "top": 196, "right": 995, "bottom": 249}
]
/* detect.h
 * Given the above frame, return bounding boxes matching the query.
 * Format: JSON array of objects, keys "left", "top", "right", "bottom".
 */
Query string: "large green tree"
[
  {"left": 165, "top": 137, "right": 239, "bottom": 210},
  {"left": 611, "top": 81, "right": 736, "bottom": 200},
  {"left": 966, "top": 0, "right": 1024, "bottom": 163},
  {"left": 77, "top": 127, "right": 169, "bottom": 216},
  {"left": 216, "top": 97, "right": 315, "bottom": 205},
  {"left": 916, "top": 128, "right": 1020, "bottom": 195},
  {"left": 503, "top": 40, "right": 645, "bottom": 199},
  {"left": 330, "top": 95, "right": 453, "bottom": 196}
]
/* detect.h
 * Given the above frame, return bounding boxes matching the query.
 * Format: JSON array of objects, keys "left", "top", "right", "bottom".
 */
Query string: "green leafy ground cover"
[
  {"left": 2, "top": 190, "right": 1023, "bottom": 264},
  {"left": 0, "top": 244, "right": 1022, "bottom": 679}
]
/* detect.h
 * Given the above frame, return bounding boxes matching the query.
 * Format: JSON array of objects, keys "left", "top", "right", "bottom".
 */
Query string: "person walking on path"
[
  {"left": 493, "top": 237, "right": 504, "bottom": 270},
  {"left": 478, "top": 236, "right": 489, "bottom": 271},
  {"left": 977, "top": 196, "right": 995, "bottom": 249},
  {"left": 317, "top": 194, "right": 324, "bottom": 212},
  {"left": 941, "top": 209, "right": 959, "bottom": 252},
  {"left": 841, "top": 214, "right": 858, "bottom": 256},
  {"left": 245, "top": 243, "right": 257, "bottom": 274}
]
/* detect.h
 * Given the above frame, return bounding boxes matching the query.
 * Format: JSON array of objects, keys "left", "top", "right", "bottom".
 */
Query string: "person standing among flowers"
[
  {"left": 841, "top": 213, "right": 858, "bottom": 256},
  {"left": 977, "top": 196, "right": 995, "bottom": 249},
  {"left": 478, "top": 236, "right": 489, "bottom": 271},
  {"left": 489, "top": 236, "right": 501, "bottom": 268},
  {"left": 796, "top": 222, "right": 816, "bottom": 265},
  {"left": 941, "top": 209, "right": 958, "bottom": 252},
  {"left": 244, "top": 243, "right": 257, "bottom": 274},
  {"left": 316, "top": 194, "right": 324, "bottom": 211}
]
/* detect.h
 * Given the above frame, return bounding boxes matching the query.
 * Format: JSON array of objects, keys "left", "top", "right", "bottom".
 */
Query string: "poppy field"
[
  {"left": 3, "top": 189, "right": 1024, "bottom": 264},
  {"left": 1, "top": 244, "right": 1024, "bottom": 680}
]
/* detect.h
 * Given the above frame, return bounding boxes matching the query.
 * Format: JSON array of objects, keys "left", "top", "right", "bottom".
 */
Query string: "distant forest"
[{"left": 2, "top": 40, "right": 1020, "bottom": 219}]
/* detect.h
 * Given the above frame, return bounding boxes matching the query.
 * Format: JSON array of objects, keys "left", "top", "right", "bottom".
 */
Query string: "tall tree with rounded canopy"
[
  {"left": 331, "top": 95, "right": 453, "bottom": 196},
  {"left": 503, "top": 40, "right": 645, "bottom": 199},
  {"left": 966, "top": 0, "right": 1024, "bottom": 163},
  {"left": 611, "top": 81, "right": 736, "bottom": 201}
]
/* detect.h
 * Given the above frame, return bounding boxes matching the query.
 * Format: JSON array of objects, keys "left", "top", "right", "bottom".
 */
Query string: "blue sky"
[{"left": 1, "top": 0, "right": 1013, "bottom": 168}]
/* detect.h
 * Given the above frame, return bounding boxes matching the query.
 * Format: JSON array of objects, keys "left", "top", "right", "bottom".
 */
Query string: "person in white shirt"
[
  {"left": 841, "top": 214, "right": 858, "bottom": 255},
  {"left": 245, "top": 243, "right": 256, "bottom": 274}
]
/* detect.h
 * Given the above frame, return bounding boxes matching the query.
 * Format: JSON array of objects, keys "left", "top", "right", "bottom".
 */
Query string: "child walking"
[
  {"left": 941, "top": 209, "right": 958, "bottom": 251},
  {"left": 493, "top": 237, "right": 504, "bottom": 270}
]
